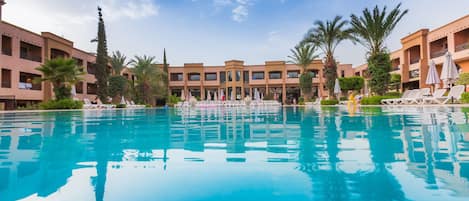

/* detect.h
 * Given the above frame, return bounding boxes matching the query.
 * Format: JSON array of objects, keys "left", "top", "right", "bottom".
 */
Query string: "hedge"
[
  {"left": 361, "top": 95, "right": 399, "bottom": 105},
  {"left": 321, "top": 99, "right": 339, "bottom": 105},
  {"left": 461, "top": 92, "right": 469, "bottom": 103},
  {"left": 40, "top": 99, "right": 83, "bottom": 110}
]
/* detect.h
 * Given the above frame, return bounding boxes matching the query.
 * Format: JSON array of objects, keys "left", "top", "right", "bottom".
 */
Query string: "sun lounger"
[
  {"left": 381, "top": 90, "right": 413, "bottom": 105},
  {"left": 83, "top": 98, "right": 98, "bottom": 109},
  {"left": 422, "top": 85, "right": 465, "bottom": 104},
  {"left": 401, "top": 88, "right": 430, "bottom": 104},
  {"left": 420, "top": 89, "right": 447, "bottom": 104}
]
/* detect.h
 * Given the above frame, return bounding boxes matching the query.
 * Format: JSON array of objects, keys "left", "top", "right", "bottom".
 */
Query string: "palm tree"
[
  {"left": 350, "top": 3, "right": 408, "bottom": 95},
  {"left": 35, "top": 57, "right": 84, "bottom": 100},
  {"left": 302, "top": 16, "right": 352, "bottom": 98},
  {"left": 130, "top": 55, "right": 165, "bottom": 105},
  {"left": 110, "top": 51, "right": 128, "bottom": 75},
  {"left": 288, "top": 44, "right": 319, "bottom": 100}
]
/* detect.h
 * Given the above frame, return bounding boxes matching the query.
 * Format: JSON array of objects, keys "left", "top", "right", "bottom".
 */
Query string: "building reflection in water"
[{"left": 0, "top": 106, "right": 468, "bottom": 200}]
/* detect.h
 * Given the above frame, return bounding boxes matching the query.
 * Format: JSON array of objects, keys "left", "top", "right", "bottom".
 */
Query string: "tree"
[
  {"left": 390, "top": 73, "right": 401, "bottom": 91},
  {"left": 95, "top": 7, "right": 110, "bottom": 102},
  {"left": 368, "top": 52, "right": 392, "bottom": 95},
  {"left": 350, "top": 3, "right": 408, "bottom": 95},
  {"left": 339, "top": 76, "right": 364, "bottom": 92},
  {"left": 288, "top": 44, "right": 319, "bottom": 100},
  {"left": 303, "top": 16, "right": 352, "bottom": 99},
  {"left": 108, "top": 75, "right": 128, "bottom": 104},
  {"left": 110, "top": 51, "right": 128, "bottom": 75},
  {"left": 35, "top": 58, "right": 84, "bottom": 100},
  {"left": 456, "top": 73, "right": 469, "bottom": 88},
  {"left": 162, "top": 48, "right": 170, "bottom": 97},
  {"left": 130, "top": 55, "right": 166, "bottom": 105}
]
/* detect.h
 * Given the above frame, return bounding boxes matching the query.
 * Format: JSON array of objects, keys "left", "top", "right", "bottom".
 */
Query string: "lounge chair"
[
  {"left": 130, "top": 101, "right": 146, "bottom": 108},
  {"left": 83, "top": 98, "right": 98, "bottom": 109},
  {"left": 401, "top": 88, "right": 430, "bottom": 104},
  {"left": 422, "top": 85, "right": 465, "bottom": 104},
  {"left": 419, "top": 89, "right": 447, "bottom": 104},
  {"left": 381, "top": 90, "right": 413, "bottom": 105},
  {"left": 96, "top": 99, "right": 115, "bottom": 109}
]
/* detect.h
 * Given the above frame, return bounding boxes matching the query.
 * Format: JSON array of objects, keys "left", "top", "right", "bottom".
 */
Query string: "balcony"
[
  {"left": 455, "top": 42, "right": 469, "bottom": 52},
  {"left": 391, "top": 65, "right": 401, "bottom": 71},
  {"left": 430, "top": 48, "right": 447, "bottom": 58},
  {"left": 20, "top": 41, "right": 42, "bottom": 63}
]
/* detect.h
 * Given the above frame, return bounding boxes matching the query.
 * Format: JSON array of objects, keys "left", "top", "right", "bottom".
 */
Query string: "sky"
[{"left": 2, "top": 0, "right": 469, "bottom": 67}]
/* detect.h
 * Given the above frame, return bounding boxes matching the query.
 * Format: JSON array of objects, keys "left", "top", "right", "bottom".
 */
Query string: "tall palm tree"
[
  {"left": 303, "top": 16, "right": 352, "bottom": 98},
  {"left": 350, "top": 3, "right": 408, "bottom": 95},
  {"left": 350, "top": 3, "right": 408, "bottom": 56},
  {"left": 35, "top": 57, "right": 84, "bottom": 100},
  {"left": 130, "top": 55, "right": 165, "bottom": 105},
  {"left": 288, "top": 44, "right": 319, "bottom": 100},
  {"left": 110, "top": 51, "right": 128, "bottom": 75}
]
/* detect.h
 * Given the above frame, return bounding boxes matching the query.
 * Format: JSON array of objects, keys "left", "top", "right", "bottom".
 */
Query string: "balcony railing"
[
  {"left": 455, "top": 42, "right": 469, "bottom": 52},
  {"left": 20, "top": 53, "right": 42, "bottom": 62},
  {"left": 430, "top": 48, "right": 447, "bottom": 58},
  {"left": 1, "top": 49, "right": 12, "bottom": 56},
  {"left": 409, "top": 58, "right": 420, "bottom": 65},
  {"left": 391, "top": 65, "right": 401, "bottom": 71}
]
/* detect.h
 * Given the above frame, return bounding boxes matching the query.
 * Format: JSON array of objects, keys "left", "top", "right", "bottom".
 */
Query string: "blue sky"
[{"left": 3, "top": 0, "right": 469, "bottom": 66}]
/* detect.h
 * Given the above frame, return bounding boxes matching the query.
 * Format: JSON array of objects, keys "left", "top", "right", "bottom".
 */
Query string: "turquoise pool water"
[{"left": 0, "top": 106, "right": 469, "bottom": 201}]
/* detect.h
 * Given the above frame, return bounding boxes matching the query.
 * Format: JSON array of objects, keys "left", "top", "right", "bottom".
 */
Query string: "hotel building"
[
  {"left": 355, "top": 14, "right": 469, "bottom": 90},
  {"left": 163, "top": 61, "right": 354, "bottom": 104}
]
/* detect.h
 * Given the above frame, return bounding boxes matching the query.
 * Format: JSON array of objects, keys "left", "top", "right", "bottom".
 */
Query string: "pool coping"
[{"left": 3, "top": 104, "right": 469, "bottom": 114}]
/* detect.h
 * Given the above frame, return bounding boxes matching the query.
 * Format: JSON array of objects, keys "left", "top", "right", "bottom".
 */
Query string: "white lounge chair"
[
  {"left": 381, "top": 90, "right": 412, "bottom": 105},
  {"left": 130, "top": 101, "right": 146, "bottom": 108},
  {"left": 83, "top": 98, "right": 98, "bottom": 109},
  {"left": 422, "top": 85, "right": 465, "bottom": 104},
  {"left": 420, "top": 89, "right": 447, "bottom": 104},
  {"left": 401, "top": 88, "right": 430, "bottom": 104},
  {"left": 97, "top": 99, "right": 115, "bottom": 109}
]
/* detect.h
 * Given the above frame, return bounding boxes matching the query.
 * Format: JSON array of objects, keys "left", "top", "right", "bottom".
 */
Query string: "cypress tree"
[
  {"left": 95, "top": 7, "right": 109, "bottom": 102},
  {"left": 163, "top": 48, "right": 169, "bottom": 96}
]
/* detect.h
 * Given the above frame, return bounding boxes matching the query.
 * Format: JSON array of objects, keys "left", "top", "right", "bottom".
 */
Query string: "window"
[
  {"left": 73, "top": 57, "right": 84, "bottom": 67},
  {"left": 269, "top": 71, "right": 282, "bottom": 79},
  {"left": 309, "top": 70, "right": 319, "bottom": 77},
  {"left": 1, "top": 35, "right": 12, "bottom": 56},
  {"left": 220, "top": 71, "right": 226, "bottom": 83},
  {"left": 75, "top": 82, "right": 83, "bottom": 94},
  {"left": 235, "top": 71, "right": 241, "bottom": 81},
  {"left": 170, "top": 73, "right": 183, "bottom": 81},
  {"left": 87, "top": 62, "right": 96, "bottom": 75},
  {"left": 341, "top": 70, "right": 345, "bottom": 78},
  {"left": 227, "top": 71, "right": 232, "bottom": 81},
  {"left": 20, "top": 41, "right": 42, "bottom": 62},
  {"left": 409, "top": 69, "right": 420, "bottom": 79},
  {"left": 1, "top": 69, "right": 12, "bottom": 88},
  {"left": 355, "top": 72, "right": 360, "bottom": 76},
  {"left": 188, "top": 73, "right": 200, "bottom": 81},
  {"left": 205, "top": 73, "right": 217, "bottom": 81},
  {"left": 252, "top": 72, "right": 264, "bottom": 80},
  {"left": 87, "top": 83, "right": 97, "bottom": 95},
  {"left": 287, "top": 71, "right": 299, "bottom": 78},
  {"left": 19, "top": 72, "right": 41, "bottom": 90},
  {"left": 243, "top": 71, "right": 249, "bottom": 83}
]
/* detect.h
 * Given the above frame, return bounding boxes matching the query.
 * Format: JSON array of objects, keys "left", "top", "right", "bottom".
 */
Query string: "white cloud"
[
  {"left": 101, "top": 0, "right": 159, "bottom": 20},
  {"left": 232, "top": 5, "right": 248, "bottom": 22}
]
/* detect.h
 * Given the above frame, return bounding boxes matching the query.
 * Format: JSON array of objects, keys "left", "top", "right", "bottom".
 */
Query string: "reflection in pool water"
[{"left": 0, "top": 106, "right": 469, "bottom": 201}]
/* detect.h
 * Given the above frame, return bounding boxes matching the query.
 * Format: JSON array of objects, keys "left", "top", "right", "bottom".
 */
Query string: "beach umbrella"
[
  {"left": 214, "top": 90, "right": 218, "bottom": 101},
  {"left": 206, "top": 91, "right": 211, "bottom": 100},
  {"left": 255, "top": 88, "right": 260, "bottom": 101},
  {"left": 120, "top": 96, "right": 126, "bottom": 104},
  {"left": 440, "top": 52, "right": 459, "bottom": 88},
  {"left": 231, "top": 90, "right": 236, "bottom": 101},
  {"left": 180, "top": 90, "right": 185, "bottom": 101},
  {"left": 334, "top": 78, "right": 341, "bottom": 95},
  {"left": 70, "top": 85, "right": 77, "bottom": 98},
  {"left": 426, "top": 60, "right": 440, "bottom": 91},
  {"left": 261, "top": 93, "right": 264, "bottom": 100},
  {"left": 189, "top": 90, "right": 192, "bottom": 100}
]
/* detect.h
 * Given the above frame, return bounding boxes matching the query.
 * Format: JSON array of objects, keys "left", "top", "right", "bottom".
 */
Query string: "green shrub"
[
  {"left": 339, "top": 96, "right": 348, "bottom": 101},
  {"left": 461, "top": 92, "right": 469, "bottom": 103},
  {"left": 384, "top": 92, "right": 401, "bottom": 97},
  {"left": 40, "top": 99, "right": 83, "bottom": 110},
  {"left": 263, "top": 94, "right": 274, "bottom": 100},
  {"left": 361, "top": 95, "right": 399, "bottom": 105},
  {"left": 321, "top": 99, "right": 339, "bottom": 105},
  {"left": 168, "top": 95, "right": 181, "bottom": 104},
  {"left": 116, "top": 104, "right": 126, "bottom": 108}
]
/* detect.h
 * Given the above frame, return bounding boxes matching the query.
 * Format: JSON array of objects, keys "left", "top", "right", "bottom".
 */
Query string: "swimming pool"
[{"left": 0, "top": 106, "right": 468, "bottom": 201}]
